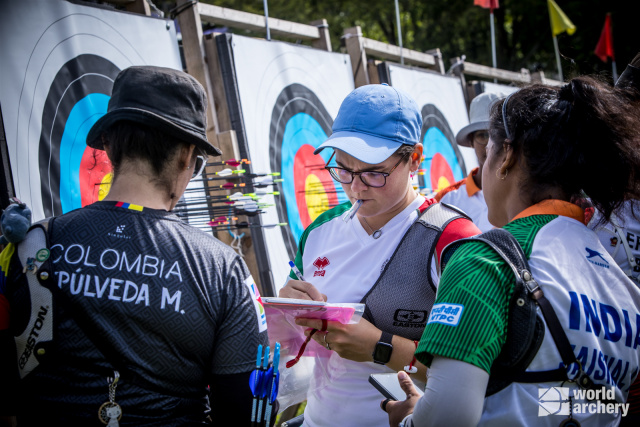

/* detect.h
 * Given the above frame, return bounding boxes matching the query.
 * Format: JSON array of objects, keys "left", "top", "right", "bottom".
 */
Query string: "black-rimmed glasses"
[{"left": 324, "top": 152, "right": 408, "bottom": 188}]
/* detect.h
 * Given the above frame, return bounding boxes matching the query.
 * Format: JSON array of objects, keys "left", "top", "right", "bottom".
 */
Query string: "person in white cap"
[
  {"left": 435, "top": 92, "right": 505, "bottom": 232},
  {"left": 278, "top": 84, "right": 480, "bottom": 427}
]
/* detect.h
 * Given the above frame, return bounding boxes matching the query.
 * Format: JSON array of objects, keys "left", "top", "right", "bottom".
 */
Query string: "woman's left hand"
[
  {"left": 383, "top": 371, "right": 421, "bottom": 426},
  {"left": 295, "top": 317, "right": 381, "bottom": 362}
]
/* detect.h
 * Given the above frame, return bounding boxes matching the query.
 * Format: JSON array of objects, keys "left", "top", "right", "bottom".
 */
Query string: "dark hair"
[
  {"left": 489, "top": 76, "right": 640, "bottom": 223},
  {"left": 102, "top": 120, "right": 191, "bottom": 177}
]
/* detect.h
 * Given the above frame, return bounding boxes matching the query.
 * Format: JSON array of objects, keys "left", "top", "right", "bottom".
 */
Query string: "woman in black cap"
[
  {"left": 0, "top": 66, "right": 269, "bottom": 425},
  {"left": 385, "top": 76, "right": 640, "bottom": 426}
]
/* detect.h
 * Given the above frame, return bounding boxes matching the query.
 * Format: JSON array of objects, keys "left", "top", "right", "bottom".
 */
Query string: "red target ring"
[
  {"left": 79, "top": 148, "right": 112, "bottom": 207},
  {"left": 430, "top": 153, "right": 455, "bottom": 192},
  {"left": 293, "top": 144, "right": 338, "bottom": 229}
]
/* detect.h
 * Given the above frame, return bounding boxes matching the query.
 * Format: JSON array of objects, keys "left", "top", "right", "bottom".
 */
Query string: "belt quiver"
[{"left": 13, "top": 219, "right": 56, "bottom": 378}]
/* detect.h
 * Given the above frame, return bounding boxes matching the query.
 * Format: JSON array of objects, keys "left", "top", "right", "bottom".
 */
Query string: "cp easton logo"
[
  {"left": 393, "top": 309, "right": 428, "bottom": 328},
  {"left": 313, "top": 257, "right": 330, "bottom": 277}
]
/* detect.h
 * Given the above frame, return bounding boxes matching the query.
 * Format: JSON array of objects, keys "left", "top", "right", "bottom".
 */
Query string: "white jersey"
[
  {"left": 300, "top": 196, "right": 431, "bottom": 427},
  {"left": 482, "top": 209, "right": 640, "bottom": 426},
  {"left": 589, "top": 201, "right": 640, "bottom": 285}
]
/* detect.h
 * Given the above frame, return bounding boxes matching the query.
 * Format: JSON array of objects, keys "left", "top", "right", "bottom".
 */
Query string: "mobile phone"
[{"left": 368, "top": 373, "right": 424, "bottom": 401}]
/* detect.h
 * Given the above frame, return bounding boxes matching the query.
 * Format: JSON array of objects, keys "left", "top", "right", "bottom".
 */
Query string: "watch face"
[{"left": 373, "top": 342, "right": 393, "bottom": 364}]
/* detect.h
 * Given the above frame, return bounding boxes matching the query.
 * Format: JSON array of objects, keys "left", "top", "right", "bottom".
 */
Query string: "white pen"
[
  {"left": 343, "top": 199, "right": 363, "bottom": 223},
  {"left": 288, "top": 260, "right": 305, "bottom": 281}
]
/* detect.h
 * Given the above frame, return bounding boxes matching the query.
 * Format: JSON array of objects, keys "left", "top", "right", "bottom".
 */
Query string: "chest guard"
[{"left": 360, "top": 203, "right": 469, "bottom": 341}]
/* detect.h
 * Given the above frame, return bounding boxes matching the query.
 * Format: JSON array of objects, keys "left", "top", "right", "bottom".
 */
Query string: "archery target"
[
  {"left": 39, "top": 55, "right": 120, "bottom": 217},
  {"left": 269, "top": 84, "right": 348, "bottom": 260},
  {"left": 0, "top": 0, "right": 181, "bottom": 220},
  {"left": 420, "top": 105, "right": 466, "bottom": 193},
  {"left": 220, "top": 34, "right": 354, "bottom": 292},
  {"left": 381, "top": 64, "right": 474, "bottom": 195}
]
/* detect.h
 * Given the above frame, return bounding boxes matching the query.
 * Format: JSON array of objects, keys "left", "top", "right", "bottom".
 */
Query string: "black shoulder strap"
[
  {"left": 480, "top": 230, "right": 597, "bottom": 391},
  {"left": 443, "top": 229, "right": 597, "bottom": 395}
]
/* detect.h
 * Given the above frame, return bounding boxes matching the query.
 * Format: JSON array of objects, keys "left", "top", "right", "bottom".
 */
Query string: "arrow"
[
  {"left": 206, "top": 158, "right": 250, "bottom": 167},
  {"left": 256, "top": 346, "right": 270, "bottom": 426},
  {"left": 263, "top": 342, "right": 280, "bottom": 427},
  {"left": 249, "top": 344, "right": 264, "bottom": 426}
]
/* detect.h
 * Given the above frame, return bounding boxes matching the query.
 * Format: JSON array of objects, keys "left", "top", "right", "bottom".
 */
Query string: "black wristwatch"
[{"left": 372, "top": 331, "right": 393, "bottom": 365}]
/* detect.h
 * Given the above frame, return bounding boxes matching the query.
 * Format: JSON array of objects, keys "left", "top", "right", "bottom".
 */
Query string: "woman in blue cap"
[{"left": 279, "top": 84, "right": 480, "bottom": 426}]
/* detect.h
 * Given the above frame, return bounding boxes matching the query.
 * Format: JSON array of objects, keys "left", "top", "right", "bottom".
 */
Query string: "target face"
[
  {"left": 0, "top": 1, "right": 181, "bottom": 221},
  {"left": 270, "top": 84, "right": 348, "bottom": 259},
  {"left": 419, "top": 104, "right": 466, "bottom": 193},
  {"left": 39, "top": 55, "right": 119, "bottom": 217}
]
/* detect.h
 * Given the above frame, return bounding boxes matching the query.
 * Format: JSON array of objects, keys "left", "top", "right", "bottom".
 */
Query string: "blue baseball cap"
[{"left": 314, "top": 84, "right": 422, "bottom": 164}]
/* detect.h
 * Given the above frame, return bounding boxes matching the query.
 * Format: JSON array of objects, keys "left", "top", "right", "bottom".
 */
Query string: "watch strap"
[
  {"left": 379, "top": 331, "right": 393, "bottom": 345},
  {"left": 372, "top": 331, "right": 394, "bottom": 364}
]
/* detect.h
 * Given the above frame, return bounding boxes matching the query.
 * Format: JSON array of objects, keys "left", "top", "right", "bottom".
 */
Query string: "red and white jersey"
[{"left": 294, "top": 195, "right": 480, "bottom": 427}]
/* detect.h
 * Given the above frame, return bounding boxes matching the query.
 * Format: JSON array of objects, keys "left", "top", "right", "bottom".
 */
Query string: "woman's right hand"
[{"left": 278, "top": 279, "right": 327, "bottom": 302}]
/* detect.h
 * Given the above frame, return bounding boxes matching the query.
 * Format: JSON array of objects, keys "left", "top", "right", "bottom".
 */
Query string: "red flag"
[
  {"left": 595, "top": 14, "right": 614, "bottom": 62},
  {"left": 474, "top": 0, "right": 499, "bottom": 9}
]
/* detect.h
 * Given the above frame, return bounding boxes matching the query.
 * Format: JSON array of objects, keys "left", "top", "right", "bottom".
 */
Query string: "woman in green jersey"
[{"left": 385, "top": 76, "right": 640, "bottom": 426}]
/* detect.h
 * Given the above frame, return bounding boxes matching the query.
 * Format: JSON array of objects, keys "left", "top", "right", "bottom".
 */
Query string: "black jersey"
[{"left": 2, "top": 201, "right": 268, "bottom": 425}]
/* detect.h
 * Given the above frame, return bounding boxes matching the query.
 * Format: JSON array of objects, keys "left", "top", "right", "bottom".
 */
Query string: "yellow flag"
[{"left": 548, "top": 0, "right": 576, "bottom": 36}]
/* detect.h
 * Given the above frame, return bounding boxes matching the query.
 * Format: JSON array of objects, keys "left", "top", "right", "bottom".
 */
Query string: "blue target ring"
[
  {"left": 281, "top": 112, "right": 347, "bottom": 242},
  {"left": 59, "top": 93, "right": 109, "bottom": 213},
  {"left": 269, "top": 84, "right": 344, "bottom": 259},
  {"left": 418, "top": 104, "right": 466, "bottom": 193}
]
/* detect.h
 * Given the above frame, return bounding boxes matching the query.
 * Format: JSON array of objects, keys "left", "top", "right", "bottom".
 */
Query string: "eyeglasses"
[
  {"left": 472, "top": 131, "right": 489, "bottom": 146},
  {"left": 191, "top": 151, "right": 208, "bottom": 180},
  {"left": 324, "top": 152, "right": 408, "bottom": 188}
]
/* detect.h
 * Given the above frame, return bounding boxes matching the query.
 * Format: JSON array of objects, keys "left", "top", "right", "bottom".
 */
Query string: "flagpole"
[
  {"left": 490, "top": 9, "right": 497, "bottom": 83},
  {"left": 263, "top": 0, "right": 270, "bottom": 41},
  {"left": 394, "top": 0, "right": 404, "bottom": 65},
  {"left": 612, "top": 60, "right": 618, "bottom": 84},
  {"left": 553, "top": 35, "right": 563, "bottom": 81}
]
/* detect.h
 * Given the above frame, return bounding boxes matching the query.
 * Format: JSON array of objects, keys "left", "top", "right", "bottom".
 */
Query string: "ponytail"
[{"left": 489, "top": 76, "right": 640, "bottom": 222}]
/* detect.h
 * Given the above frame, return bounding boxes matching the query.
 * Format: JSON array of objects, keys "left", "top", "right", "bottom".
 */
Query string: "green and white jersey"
[{"left": 417, "top": 200, "right": 640, "bottom": 426}]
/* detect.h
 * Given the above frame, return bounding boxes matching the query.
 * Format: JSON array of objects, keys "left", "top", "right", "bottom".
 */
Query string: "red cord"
[
  {"left": 404, "top": 340, "right": 419, "bottom": 373},
  {"left": 286, "top": 319, "right": 328, "bottom": 368}
]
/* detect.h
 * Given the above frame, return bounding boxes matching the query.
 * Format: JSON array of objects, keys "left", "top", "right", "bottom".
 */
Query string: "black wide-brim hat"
[{"left": 87, "top": 65, "right": 222, "bottom": 157}]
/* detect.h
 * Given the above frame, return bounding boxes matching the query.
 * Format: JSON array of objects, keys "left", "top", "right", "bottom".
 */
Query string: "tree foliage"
[{"left": 164, "top": 0, "right": 639, "bottom": 81}]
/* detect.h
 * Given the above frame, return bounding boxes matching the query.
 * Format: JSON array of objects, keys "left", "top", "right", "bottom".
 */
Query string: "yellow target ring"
[
  {"left": 98, "top": 172, "right": 113, "bottom": 201},
  {"left": 436, "top": 176, "right": 451, "bottom": 192},
  {"left": 305, "top": 174, "right": 330, "bottom": 222}
]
